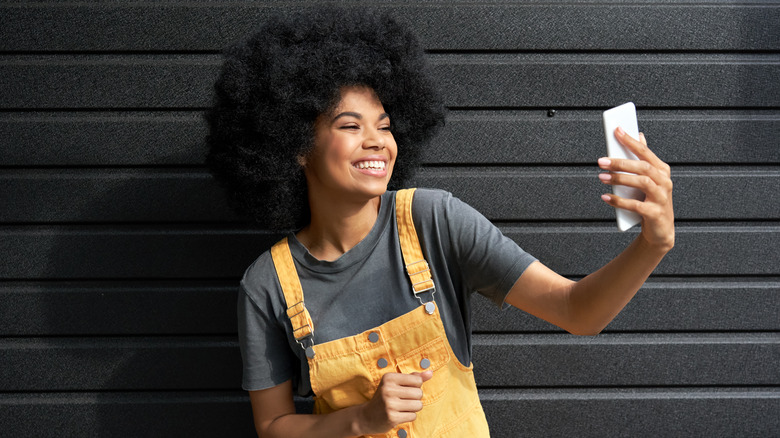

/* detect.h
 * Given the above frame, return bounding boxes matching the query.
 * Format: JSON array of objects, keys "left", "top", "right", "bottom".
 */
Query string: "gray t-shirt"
[{"left": 238, "top": 188, "right": 536, "bottom": 395}]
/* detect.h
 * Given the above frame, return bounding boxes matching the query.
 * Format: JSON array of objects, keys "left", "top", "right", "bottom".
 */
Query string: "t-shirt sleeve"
[
  {"left": 440, "top": 191, "right": 537, "bottom": 308},
  {"left": 237, "top": 269, "right": 297, "bottom": 391}
]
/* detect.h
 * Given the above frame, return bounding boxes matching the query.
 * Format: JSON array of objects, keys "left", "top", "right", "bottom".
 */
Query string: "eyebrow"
[{"left": 331, "top": 112, "right": 390, "bottom": 122}]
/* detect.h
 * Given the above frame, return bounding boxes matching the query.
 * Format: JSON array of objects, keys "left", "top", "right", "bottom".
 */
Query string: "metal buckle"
[
  {"left": 414, "top": 285, "right": 436, "bottom": 314},
  {"left": 295, "top": 332, "right": 316, "bottom": 359},
  {"left": 292, "top": 323, "right": 313, "bottom": 339},
  {"left": 406, "top": 260, "right": 436, "bottom": 313},
  {"left": 287, "top": 301, "right": 316, "bottom": 358},
  {"left": 412, "top": 278, "right": 435, "bottom": 289},
  {"left": 286, "top": 300, "right": 305, "bottom": 317},
  {"left": 405, "top": 260, "right": 430, "bottom": 276}
]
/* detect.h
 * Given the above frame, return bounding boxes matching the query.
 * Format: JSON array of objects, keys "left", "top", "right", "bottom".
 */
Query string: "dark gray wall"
[{"left": 1, "top": 1, "right": 778, "bottom": 437}]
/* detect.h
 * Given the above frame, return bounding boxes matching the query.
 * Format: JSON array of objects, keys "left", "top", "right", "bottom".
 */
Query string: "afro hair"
[{"left": 205, "top": 7, "right": 446, "bottom": 230}]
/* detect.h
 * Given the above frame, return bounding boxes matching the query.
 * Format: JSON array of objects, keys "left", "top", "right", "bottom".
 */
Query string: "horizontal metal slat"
[
  {"left": 0, "top": 391, "right": 256, "bottom": 437},
  {"left": 0, "top": 225, "right": 777, "bottom": 278},
  {"left": 415, "top": 167, "right": 780, "bottom": 221},
  {"left": 1, "top": 278, "right": 777, "bottom": 336},
  {"left": 471, "top": 279, "right": 780, "bottom": 333},
  {"left": 0, "top": 226, "right": 275, "bottom": 280},
  {"left": 503, "top": 224, "right": 780, "bottom": 276},
  {"left": 480, "top": 388, "right": 780, "bottom": 437},
  {"left": 1, "top": 3, "right": 778, "bottom": 52},
  {"left": 471, "top": 333, "right": 780, "bottom": 387},
  {"left": 0, "top": 334, "right": 776, "bottom": 391},
  {"left": 1, "top": 167, "right": 777, "bottom": 222},
  {"left": 0, "top": 169, "right": 237, "bottom": 223},
  {"left": 1, "top": 54, "right": 778, "bottom": 108},
  {"left": 2, "top": 110, "right": 778, "bottom": 166},
  {"left": 0, "top": 112, "right": 206, "bottom": 166},
  {"left": 0, "top": 337, "right": 242, "bottom": 391},
  {"left": 430, "top": 53, "right": 780, "bottom": 108},
  {"left": 427, "top": 110, "right": 780, "bottom": 165},
  {"left": 2, "top": 389, "right": 777, "bottom": 437},
  {"left": 0, "top": 55, "right": 219, "bottom": 109},
  {"left": 0, "top": 281, "right": 237, "bottom": 336}
]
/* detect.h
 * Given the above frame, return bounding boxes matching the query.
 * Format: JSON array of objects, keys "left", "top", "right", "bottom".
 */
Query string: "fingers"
[
  {"left": 598, "top": 131, "right": 675, "bottom": 249},
  {"left": 384, "top": 372, "right": 427, "bottom": 390},
  {"left": 359, "top": 372, "right": 432, "bottom": 434},
  {"left": 383, "top": 372, "right": 428, "bottom": 405},
  {"left": 604, "top": 155, "right": 670, "bottom": 185},
  {"left": 601, "top": 192, "right": 645, "bottom": 215},
  {"left": 598, "top": 171, "right": 665, "bottom": 201},
  {"left": 614, "top": 128, "right": 671, "bottom": 177},
  {"left": 598, "top": 154, "right": 672, "bottom": 201},
  {"left": 598, "top": 130, "right": 673, "bottom": 208},
  {"left": 411, "top": 370, "right": 434, "bottom": 383},
  {"left": 599, "top": 130, "right": 672, "bottom": 192}
]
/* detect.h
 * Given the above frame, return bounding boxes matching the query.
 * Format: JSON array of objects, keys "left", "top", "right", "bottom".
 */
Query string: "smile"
[{"left": 353, "top": 160, "right": 386, "bottom": 171}]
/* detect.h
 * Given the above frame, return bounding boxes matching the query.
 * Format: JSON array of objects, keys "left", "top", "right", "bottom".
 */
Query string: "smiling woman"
[
  {"left": 297, "top": 86, "right": 398, "bottom": 261},
  {"left": 305, "top": 86, "right": 396, "bottom": 204},
  {"left": 205, "top": 8, "right": 444, "bottom": 231},
  {"left": 205, "top": 6, "right": 674, "bottom": 438}
]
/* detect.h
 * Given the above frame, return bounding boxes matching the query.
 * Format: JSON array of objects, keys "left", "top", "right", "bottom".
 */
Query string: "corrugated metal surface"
[{"left": 1, "top": 1, "right": 778, "bottom": 436}]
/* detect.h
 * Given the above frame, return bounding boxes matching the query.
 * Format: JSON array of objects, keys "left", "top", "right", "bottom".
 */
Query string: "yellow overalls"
[{"left": 270, "top": 188, "right": 491, "bottom": 437}]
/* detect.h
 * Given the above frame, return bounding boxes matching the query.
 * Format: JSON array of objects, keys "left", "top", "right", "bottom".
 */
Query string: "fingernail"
[
  {"left": 616, "top": 126, "right": 625, "bottom": 136},
  {"left": 598, "top": 157, "right": 611, "bottom": 167},
  {"left": 601, "top": 194, "right": 611, "bottom": 202},
  {"left": 598, "top": 173, "right": 611, "bottom": 181}
]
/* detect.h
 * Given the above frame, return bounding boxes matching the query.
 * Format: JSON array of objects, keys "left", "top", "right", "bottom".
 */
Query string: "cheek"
[
  {"left": 389, "top": 142, "right": 399, "bottom": 164},
  {"left": 327, "top": 136, "right": 353, "bottom": 158},
  {"left": 314, "top": 138, "right": 343, "bottom": 165}
]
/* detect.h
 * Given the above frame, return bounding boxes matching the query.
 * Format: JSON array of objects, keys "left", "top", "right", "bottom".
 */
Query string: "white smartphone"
[{"left": 602, "top": 102, "right": 643, "bottom": 231}]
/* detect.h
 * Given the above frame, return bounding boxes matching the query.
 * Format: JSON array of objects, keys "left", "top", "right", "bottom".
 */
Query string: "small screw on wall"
[{"left": 547, "top": 109, "right": 556, "bottom": 117}]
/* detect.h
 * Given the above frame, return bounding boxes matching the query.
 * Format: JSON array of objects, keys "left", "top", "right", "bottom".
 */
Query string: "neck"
[{"left": 297, "top": 191, "right": 383, "bottom": 261}]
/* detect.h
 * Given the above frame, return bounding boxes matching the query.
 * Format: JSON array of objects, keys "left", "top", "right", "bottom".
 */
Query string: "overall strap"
[
  {"left": 395, "top": 189, "right": 436, "bottom": 308},
  {"left": 270, "top": 237, "right": 316, "bottom": 358}
]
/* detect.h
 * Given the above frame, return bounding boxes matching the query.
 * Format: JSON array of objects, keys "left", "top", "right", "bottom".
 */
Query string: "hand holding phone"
[{"left": 602, "top": 102, "right": 644, "bottom": 231}]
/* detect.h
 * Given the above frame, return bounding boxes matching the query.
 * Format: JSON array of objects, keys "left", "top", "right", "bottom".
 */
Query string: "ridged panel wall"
[{"left": 1, "top": 1, "right": 778, "bottom": 436}]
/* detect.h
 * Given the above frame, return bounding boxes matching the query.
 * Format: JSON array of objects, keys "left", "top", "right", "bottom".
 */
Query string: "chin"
[
  {"left": 357, "top": 176, "right": 392, "bottom": 196},
  {"left": 364, "top": 185, "right": 389, "bottom": 197}
]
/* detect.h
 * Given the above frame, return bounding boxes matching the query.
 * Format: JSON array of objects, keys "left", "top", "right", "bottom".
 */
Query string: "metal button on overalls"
[{"left": 271, "top": 189, "right": 491, "bottom": 437}]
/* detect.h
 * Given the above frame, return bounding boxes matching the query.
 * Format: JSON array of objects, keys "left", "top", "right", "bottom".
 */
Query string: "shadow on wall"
[{"left": 6, "top": 134, "right": 261, "bottom": 436}]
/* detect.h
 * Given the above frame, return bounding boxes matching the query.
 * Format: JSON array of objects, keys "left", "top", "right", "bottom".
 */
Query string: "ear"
[{"left": 297, "top": 155, "right": 307, "bottom": 167}]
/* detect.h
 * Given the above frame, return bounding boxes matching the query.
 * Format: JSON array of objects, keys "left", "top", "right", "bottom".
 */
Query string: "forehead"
[{"left": 331, "top": 86, "right": 386, "bottom": 114}]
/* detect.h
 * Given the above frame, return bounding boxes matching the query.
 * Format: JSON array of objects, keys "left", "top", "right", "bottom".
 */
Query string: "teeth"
[{"left": 355, "top": 161, "right": 385, "bottom": 170}]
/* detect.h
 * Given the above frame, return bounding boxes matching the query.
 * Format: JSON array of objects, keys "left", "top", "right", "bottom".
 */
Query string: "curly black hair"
[{"left": 205, "top": 7, "right": 445, "bottom": 230}]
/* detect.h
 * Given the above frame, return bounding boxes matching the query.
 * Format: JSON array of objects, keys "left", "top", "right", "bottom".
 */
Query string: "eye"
[{"left": 339, "top": 123, "right": 359, "bottom": 130}]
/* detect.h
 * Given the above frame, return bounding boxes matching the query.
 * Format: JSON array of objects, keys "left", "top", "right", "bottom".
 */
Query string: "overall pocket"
[
  {"left": 310, "top": 349, "right": 376, "bottom": 412},
  {"left": 395, "top": 336, "right": 450, "bottom": 405}
]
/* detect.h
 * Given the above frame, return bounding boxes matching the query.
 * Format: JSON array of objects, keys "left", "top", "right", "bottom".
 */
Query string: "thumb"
[{"left": 414, "top": 370, "right": 433, "bottom": 383}]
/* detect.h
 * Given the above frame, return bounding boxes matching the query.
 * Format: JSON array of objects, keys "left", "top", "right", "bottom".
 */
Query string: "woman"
[{"left": 206, "top": 8, "right": 674, "bottom": 438}]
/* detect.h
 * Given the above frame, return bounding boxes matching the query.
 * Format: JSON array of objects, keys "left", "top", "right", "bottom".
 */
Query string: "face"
[{"left": 302, "top": 86, "right": 397, "bottom": 202}]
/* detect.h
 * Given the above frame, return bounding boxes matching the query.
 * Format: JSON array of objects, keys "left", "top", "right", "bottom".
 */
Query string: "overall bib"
[{"left": 270, "top": 189, "right": 491, "bottom": 437}]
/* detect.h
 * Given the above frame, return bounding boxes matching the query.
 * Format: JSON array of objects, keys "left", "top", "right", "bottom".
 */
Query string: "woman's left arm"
[{"left": 505, "top": 127, "right": 674, "bottom": 335}]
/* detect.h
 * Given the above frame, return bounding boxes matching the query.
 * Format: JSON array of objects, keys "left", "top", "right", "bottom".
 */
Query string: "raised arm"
[{"left": 505, "top": 128, "right": 674, "bottom": 335}]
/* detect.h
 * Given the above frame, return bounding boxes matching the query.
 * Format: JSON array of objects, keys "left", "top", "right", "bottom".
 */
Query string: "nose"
[{"left": 363, "top": 129, "right": 385, "bottom": 150}]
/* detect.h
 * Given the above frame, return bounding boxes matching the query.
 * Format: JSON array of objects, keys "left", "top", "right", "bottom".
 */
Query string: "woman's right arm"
[
  {"left": 250, "top": 372, "right": 432, "bottom": 438},
  {"left": 249, "top": 379, "right": 361, "bottom": 437}
]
